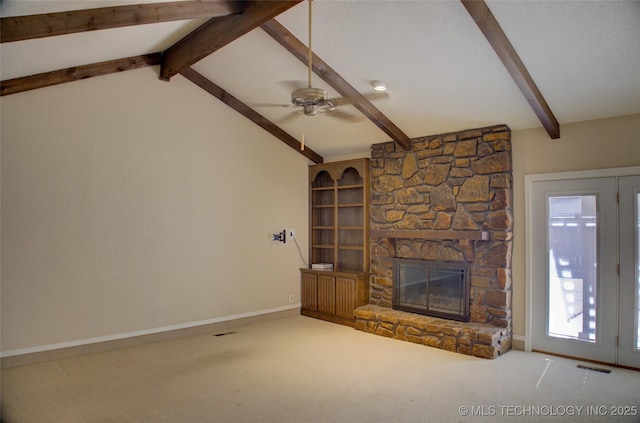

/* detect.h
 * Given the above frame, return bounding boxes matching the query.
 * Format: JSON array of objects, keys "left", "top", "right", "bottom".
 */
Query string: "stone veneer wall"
[{"left": 357, "top": 124, "right": 513, "bottom": 358}]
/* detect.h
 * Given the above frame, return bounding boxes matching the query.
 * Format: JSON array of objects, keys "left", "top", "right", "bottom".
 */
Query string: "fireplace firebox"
[{"left": 393, "top": 259, "right": 470, "bottom": 322}]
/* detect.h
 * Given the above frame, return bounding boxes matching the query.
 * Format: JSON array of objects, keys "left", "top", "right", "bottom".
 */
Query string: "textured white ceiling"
[{"left": 2, "top": 0, "right": 639, "bottom": 158}]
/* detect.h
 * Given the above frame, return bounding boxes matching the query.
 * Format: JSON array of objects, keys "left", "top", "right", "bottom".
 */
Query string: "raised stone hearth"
[
  {"left": 354, "top": 305, "right": 510, "bottom": 359},
  {"left": 366, "top": 124, "right": 513, "bottom": 358}
]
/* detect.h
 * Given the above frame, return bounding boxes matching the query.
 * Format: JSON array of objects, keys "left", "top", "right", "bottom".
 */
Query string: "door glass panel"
[
  {"left": 618, "top": 175, "right": 640, "bottom": 368},
  {"left": 636, "top": 192, "right": 640, "bottom": 350},
  {"left": 548, "top": 195, "right": 597, "bottom": 342}
]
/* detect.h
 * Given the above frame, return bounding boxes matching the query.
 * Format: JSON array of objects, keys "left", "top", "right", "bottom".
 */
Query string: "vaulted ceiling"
[{"left": 2, "top": 0, "right": 639, "bottom": 162}]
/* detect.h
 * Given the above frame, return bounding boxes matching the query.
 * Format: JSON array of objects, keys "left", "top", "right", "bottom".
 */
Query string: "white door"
[
  {"left": 619, "top": 176, "right": 640, "bottom": 368},
  {"left": 531, "top": 177, "right": 619, "bottom": 363},
  {"left": 530, "top": 174, "right": 640, "bottom": 367}
]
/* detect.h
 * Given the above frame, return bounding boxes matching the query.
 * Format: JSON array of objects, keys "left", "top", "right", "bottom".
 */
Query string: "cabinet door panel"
[
  {"left": 301, "top": 273, "right": 317, "bottom": 311},
  {"left": 335, "top": 277, "right": 356, "bottom": 319},
  {"left": 317, "top": 275, "right": 336, "bottom": 314}
]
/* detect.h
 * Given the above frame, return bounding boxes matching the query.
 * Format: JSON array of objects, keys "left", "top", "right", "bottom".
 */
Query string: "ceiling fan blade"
[
  {"left": 322, "top": 108, "right": 362, "bottom": 123},
  {"left": 327, "top": 97, "right": 353, "bottom": 107},
  {"left": 275, "top": 110, "right": 304, "bottom": 124},
  {"left": 329, "top": 91, "right": 390, "bottom": 106},
  {"left": 251, "top": 102, "right": 295, "bottom": 108}
]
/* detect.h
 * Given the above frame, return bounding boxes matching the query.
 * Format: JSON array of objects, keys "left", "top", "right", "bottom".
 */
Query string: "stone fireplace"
[{"left": 354, "top": 125, "right": 512, "bottom": 359}]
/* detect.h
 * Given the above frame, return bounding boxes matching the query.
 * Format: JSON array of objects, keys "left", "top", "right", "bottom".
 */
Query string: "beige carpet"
[{"left": 2, "top": 315, "right": 639, "bottom": 422}]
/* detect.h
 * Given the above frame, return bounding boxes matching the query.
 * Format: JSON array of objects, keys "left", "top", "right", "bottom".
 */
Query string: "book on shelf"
[{"left": 311, "top": 263, "right": 334, "bottom": 270}]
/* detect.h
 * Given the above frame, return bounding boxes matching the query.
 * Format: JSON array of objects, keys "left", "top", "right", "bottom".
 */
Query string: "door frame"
[
  {"left": 524, "top": 166, "right": 640, "bottom": 354},
  {"left": 618, "top": 175, "right": 640, "bottom": 368}
]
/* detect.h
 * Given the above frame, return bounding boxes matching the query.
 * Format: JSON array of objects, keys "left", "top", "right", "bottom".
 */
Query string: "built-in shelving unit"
[
  {"left": 302, "top": 158, "right": 370, "bottom": 326},
  {"left": 309, "top": 159, "right": 370, "bottom": 272}
]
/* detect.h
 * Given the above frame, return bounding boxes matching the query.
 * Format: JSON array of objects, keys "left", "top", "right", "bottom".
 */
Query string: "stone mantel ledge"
[
  {"left": 354, "top": 304, "right": 511, "bottom": 359},
  {"left": 370, "top": 229, "right": 490, "bottom": 241},
  {"left": 370, "top": 230, "right": 489, "bottom": 262}
]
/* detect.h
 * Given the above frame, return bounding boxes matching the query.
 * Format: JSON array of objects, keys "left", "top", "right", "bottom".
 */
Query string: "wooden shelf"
[
  {"left": 300, "top": 268, "right": 367, "bottom": 277},
  {"left": 312, "top": 244, "right": 334, "bottom": 249},
  {"left": 371, "top": 229, "right": 490, "bottom": 241}
]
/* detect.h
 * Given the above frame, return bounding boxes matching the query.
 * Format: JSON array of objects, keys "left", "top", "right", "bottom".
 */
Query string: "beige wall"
[
  {"left": 511, "top": 113, "right": 640, "bottom": 341},
  {"left": 1, "top": 68, "right": 311, "bottom": 353}
]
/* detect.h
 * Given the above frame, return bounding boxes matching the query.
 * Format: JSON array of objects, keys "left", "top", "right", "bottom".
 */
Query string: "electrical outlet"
[
  {"left": 287, "top": 229, "right": 295, "bottom": 240},
  {"left": 289, "top": 294, "right": 294, "bottom": 303}
]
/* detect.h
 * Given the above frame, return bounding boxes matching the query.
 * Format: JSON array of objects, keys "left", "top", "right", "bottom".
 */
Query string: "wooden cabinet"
[
  {"left": 300, "top": 269, "right": 369, "bottom": 326},
  {"left": 301, "top": 159, "right": 370, "bottom": 326}
]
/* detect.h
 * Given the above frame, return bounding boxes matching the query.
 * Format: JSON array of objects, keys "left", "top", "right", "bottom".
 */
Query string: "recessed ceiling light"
[{"left": 372, "top": 81, "right": 387, "bottom": 92}]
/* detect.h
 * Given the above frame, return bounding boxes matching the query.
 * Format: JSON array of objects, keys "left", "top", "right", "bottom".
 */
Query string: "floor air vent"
[{"left": 576, "top": 364, "right": 612, "bottom": 374}]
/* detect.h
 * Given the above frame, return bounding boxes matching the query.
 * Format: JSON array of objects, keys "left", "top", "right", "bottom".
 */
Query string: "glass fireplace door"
[
  {"left": 393, "top": 259, "right": 469, "bottom": 321},
  {"left": 396, "top": 260, "right": 428, "bottom": 310}
]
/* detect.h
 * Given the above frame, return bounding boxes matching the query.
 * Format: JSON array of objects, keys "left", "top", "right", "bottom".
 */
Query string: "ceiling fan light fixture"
[
  {"left": 303, "top": 104, "right": 318, "bottom": 116},
  {"left": 291, "top": 87, "right": 328, "bottom": 106},
  {"left": 372, "top": 81, "right": 387, "bottom": 92}
]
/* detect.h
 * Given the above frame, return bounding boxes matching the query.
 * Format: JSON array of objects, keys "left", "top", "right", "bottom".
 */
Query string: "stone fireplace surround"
[{"left": 353, "top": 125, "right": 512, "bottom": 359}]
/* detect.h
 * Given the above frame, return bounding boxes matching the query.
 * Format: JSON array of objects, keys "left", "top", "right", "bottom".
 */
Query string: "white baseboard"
[
  {"left": 1, "top": 304, "right": 301, "bottom": 367},
  {"left": 512, "top": 334, "right": 525, "bottom": 351}
]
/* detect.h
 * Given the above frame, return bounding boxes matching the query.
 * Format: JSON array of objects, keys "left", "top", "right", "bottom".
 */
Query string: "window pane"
[{"left": 548, "top": 195, "right": 597, "bottom": 342}]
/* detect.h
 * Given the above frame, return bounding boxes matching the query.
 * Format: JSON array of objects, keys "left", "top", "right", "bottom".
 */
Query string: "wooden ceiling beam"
[
  {"left": 180, "top": 67, "right": 323, "bottom": 164},
  {"left": 1, "top": 1, "right": 245, "bottom": 43},
  {"left": 160, "top": 1, "right": 302, "bottom": 81},
  {"left": 261, "top": 19, "right": 412, "bottom": 151},
  {"left": 0, "top": 54, "right": 162, "bottom": 96},
  {"left": 461, "top": 0, "right": 560, "bottom": 139}
]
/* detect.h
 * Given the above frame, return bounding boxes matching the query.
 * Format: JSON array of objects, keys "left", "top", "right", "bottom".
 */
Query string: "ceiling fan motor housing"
[{"left": 292, "top": 87, "right": 335, "bottom": 115}]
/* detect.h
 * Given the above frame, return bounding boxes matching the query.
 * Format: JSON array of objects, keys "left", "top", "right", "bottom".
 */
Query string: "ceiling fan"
[
  {"left": 289, "top": 0, "right": 336, "bottom": 117},
  {"left": 259, "top": 0, "right": 388, "bottom": 149},
  {"left": 271, "top": 0, "right": 383, "bottom": 123}
]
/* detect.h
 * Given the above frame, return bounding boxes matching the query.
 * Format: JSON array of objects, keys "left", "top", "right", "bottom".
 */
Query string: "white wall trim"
[
  {"left": 1, "top": 304, "right": 301, "bottom": 358},
  {"left": 525, "top": 166, "right": 640, "bottom": 184},
  {"left": 524, "top": 165, "right": 640, "bottom": 352}
]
